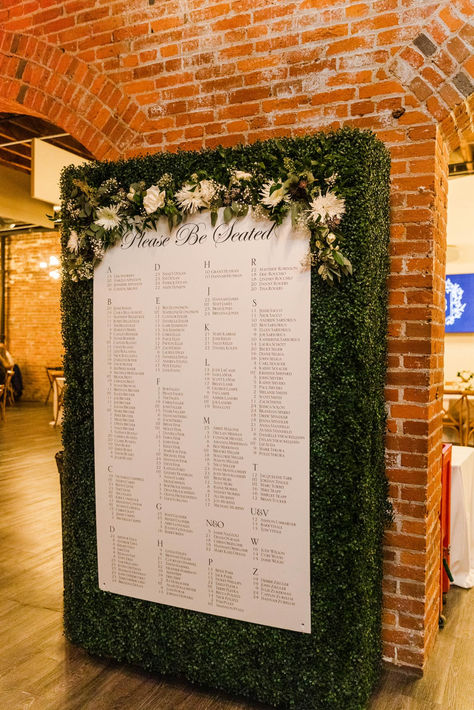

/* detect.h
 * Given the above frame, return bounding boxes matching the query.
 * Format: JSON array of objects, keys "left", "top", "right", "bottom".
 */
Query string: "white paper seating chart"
[{"left": 94, "top": 212, "right": 311, "bottom": 633}]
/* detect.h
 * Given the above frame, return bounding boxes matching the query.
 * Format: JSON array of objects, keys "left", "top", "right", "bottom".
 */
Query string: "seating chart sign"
[{"left": 93, "top": 212, "right": 311, "bottom": 633}]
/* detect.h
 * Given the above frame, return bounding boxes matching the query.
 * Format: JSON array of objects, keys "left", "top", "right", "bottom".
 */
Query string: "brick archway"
[
  {"left": 389, "top": 1, "right": 473, "bottom": 147},
  {"left": 0, "top": 28, "right": 149, "bottom": 160}
]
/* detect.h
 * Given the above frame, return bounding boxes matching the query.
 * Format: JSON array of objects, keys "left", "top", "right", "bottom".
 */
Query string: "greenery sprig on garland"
[{"left": 60, "top": 155, "right": 352, "bottom": 284}]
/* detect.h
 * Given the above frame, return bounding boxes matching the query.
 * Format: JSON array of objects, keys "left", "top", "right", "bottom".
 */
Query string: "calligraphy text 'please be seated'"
[{"left": 121, "top": 220, "right": 277, "bottom": 250}]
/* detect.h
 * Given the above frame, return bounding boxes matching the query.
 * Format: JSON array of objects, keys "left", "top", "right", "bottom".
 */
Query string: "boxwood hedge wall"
[{"left": 60, "top": 128, "right": 390, "bottom": 710}]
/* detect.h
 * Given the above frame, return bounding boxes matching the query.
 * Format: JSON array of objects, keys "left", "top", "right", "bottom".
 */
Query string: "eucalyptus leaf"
[{"left": 333, "top": 251, "right": 345, "bottom": 266}]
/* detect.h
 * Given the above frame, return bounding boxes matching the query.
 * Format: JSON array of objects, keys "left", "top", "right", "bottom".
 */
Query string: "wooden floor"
[{"left": 0, "top": 404, "right": 472, "bottom": 710}]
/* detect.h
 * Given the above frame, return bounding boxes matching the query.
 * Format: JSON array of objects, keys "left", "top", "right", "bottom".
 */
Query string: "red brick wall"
[
  {"left": 1, "top": 0, "right": 473, "bottom": 671},
  {"left": 6, "top": 230, "right": 63, "bottom": 402},
  {"left": 383, "top": 126, "right": 450, "bottom": 666}
]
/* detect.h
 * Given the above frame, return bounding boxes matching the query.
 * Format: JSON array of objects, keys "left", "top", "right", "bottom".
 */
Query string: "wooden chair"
[
  {"left": 5, "top": 369, "right": 15, "bottom": 405},
  {"left": 463, "top": 393, "right": 474, "bottom": 446},
  {"left": 442, "top": 391, "right": 465, "bottom": 445},
  {"left": 0, "top": 370, "right": 14, "bottom": 416},
  {"left": 54, "top": 376, "right": 66, "bottom": 427},
  {"left": 45, "top": 366, "right": 64, "bottom": 405}
]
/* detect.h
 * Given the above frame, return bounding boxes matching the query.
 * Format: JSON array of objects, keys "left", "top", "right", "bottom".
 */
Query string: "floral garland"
[{"left": 61, "top": 160, "right": 351, "bottom": 284}]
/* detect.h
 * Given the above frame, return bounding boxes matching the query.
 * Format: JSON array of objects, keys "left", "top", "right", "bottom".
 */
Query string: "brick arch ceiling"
[
  {"left": 388, "top": 0, "right": 473, "bottom": 150},
  {"left": 0, "top": 29, "right": 149, "bottom": 161},
  {"left": 0, "top": 2, "right": 472, "bottom": 160}
]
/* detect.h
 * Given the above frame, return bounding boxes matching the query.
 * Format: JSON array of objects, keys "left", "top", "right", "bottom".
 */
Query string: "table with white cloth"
[{"left": 450, "top": 445, "right": 474, "bottom": 588}]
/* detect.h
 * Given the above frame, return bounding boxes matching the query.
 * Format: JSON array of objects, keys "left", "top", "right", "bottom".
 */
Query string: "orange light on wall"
[{"left": 39, "top": 255, "right": 61, "bottom": 279}]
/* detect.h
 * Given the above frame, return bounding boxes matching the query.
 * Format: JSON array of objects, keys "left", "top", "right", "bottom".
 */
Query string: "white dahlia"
[
  {"left": 95, "top": 204, "right": 121, "bottom": 230},
  {"left": 309, "top": 191, "right": 345, "bottom": 222},
  {"left": 175, "top": 183, "right": 206, "bottom": 213}
]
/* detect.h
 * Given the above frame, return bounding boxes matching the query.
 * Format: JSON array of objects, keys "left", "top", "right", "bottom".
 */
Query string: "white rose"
[
  {"left": 264, "top": 186, "right": 286, "bottom": 207},
  {"left": 233, "top": 170, "right": 252, "bottom": 181},
  {"left": 199, "top": 179, "right": 217, "bottom": 205},
  {"left": 127, "top": 187, "right": 136, "bottom": 201},
  {"left": 260, "top": 180, "right": 288, "bottom": 208},
  {"left": 143, "top": 185, "right": 166, "bottom": 214}
]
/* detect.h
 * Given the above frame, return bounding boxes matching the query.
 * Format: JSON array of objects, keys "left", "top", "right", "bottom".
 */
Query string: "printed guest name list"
[{"left": 94, "top": 211, "right": 311, "bottom": 633}]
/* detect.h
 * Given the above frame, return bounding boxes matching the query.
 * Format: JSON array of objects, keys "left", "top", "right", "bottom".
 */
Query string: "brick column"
[{"left": 382, "top": 125, "right": 449, "bottom": 668}]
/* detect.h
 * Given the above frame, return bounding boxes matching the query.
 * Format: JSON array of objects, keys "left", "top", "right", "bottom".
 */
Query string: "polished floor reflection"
[{"left": 0, "top": 404, "right": 472, "bottom": 709}]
